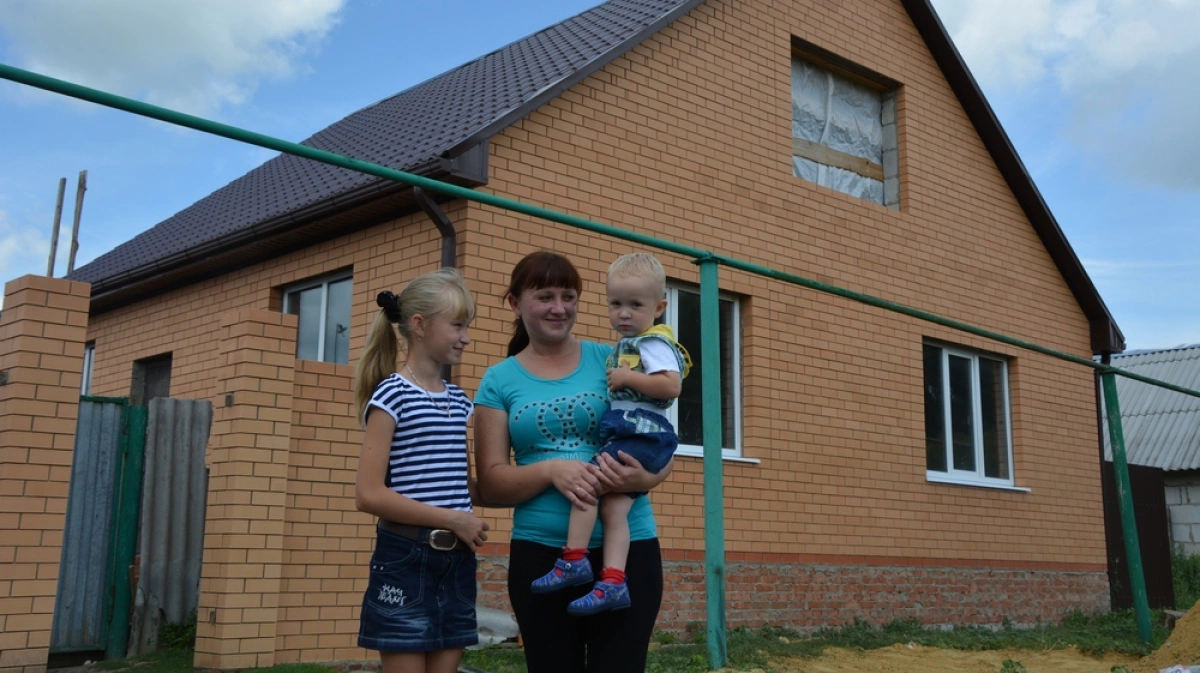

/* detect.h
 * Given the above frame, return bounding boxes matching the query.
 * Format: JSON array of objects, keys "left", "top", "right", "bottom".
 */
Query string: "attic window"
[{"left": 791, "top": 43, "right": 899, "bottom": 209}]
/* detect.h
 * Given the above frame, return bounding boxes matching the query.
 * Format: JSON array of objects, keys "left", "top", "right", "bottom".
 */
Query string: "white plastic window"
[{"left": 283, "top": 272, "right": 352, "bottom": 364}]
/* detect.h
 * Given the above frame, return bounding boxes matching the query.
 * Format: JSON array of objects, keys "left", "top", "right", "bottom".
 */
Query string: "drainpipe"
[
  {"left": 413, "top": 186, "right": 457, "bottom": 382},
  {"left": 414, "top": 186, "right": 457, "bottom": 270}
]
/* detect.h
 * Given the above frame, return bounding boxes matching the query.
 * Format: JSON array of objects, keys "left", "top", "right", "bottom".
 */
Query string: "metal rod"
[
  {"left": 1, "top": 64, "right": 1188, "bottom": 398},
  {"left": 1101, "top": 372, "right": 1151, "bottom": 643},
  {"left": 1, "top": 62, "right": 1191, "bottom": 659},
  {"left": 68, "top": 170, "right": 88, "bottom": 274},
  {"left": 697, "top": 257, "right": 727, "bottom": 669},
  {"left": 47, "top": 177, "right": 66, "bottom": 276}
]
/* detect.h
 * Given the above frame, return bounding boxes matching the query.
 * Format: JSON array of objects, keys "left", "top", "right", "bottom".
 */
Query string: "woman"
[{"left": 474, "top": 251, "right": 672, "bottom": 673}]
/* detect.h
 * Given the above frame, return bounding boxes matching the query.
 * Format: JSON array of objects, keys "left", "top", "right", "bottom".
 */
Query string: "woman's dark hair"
[{"left": 505, "top": 251, "right": 583, "bottom": 357}]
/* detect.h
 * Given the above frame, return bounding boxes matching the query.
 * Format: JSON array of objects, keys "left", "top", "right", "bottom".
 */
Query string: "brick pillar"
[
  {"left": 195, "top": 310, "right": 296, "bottom": 670},
  {"left": 0, "top": 275, "right": 90, "bottom": 673}
]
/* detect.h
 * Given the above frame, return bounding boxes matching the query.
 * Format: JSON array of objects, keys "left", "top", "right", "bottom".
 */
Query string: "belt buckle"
[{"left": 428, "top": 529, "right": 458, "bottom": 551}]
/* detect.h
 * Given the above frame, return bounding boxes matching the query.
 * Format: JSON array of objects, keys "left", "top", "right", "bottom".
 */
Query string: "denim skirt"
[{"left": 358, "top": 526, "right": 478, "bottom": 653}]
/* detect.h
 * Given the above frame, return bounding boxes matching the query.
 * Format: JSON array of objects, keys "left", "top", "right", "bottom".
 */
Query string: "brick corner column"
[
  {"left": 0, "top": 275, "right": 91, "bottom": 673},
  {"left": 194, "top": 309, "right": 297, "bottom": 671}
]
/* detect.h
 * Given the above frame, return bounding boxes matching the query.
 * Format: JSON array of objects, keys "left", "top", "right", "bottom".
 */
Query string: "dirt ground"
[{"left": 743, "top": 643, "right": 1142, "bottom": 672}]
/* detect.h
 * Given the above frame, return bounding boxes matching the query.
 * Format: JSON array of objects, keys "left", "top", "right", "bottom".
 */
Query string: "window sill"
[
  {"left": 674, "top": 449, "right": 761, "bottom": 465},
  {"left": 926, "top": 472, "right": 1030, "bottom": 493}
]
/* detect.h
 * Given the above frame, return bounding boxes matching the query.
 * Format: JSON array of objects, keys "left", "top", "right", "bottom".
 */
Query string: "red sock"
[
  {"left": 600, "top": 567, "right": 626, "bottom": 585},
  {"left": 552, "top": 547, "right": 587, "bottom": 577}
]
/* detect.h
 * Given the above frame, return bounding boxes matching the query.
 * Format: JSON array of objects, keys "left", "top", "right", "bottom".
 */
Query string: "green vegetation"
[
  {"left": 157, "top": 611, "right": 197, "bottom": 651},
  {"left": 1174, "top": 545, "right": 1200, "bottom": 610},
  {"left": 82, "top": 608, "right": 1169, "bottom": 673}
]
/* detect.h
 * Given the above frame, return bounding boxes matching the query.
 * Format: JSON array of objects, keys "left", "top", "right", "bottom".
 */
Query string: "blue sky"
[{"left": 0, "top": 0, "right": 1196, "bottom": 353}]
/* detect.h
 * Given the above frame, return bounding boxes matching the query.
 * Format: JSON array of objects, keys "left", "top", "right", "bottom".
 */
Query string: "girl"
[{"left": 353, "top": 268, "right": 491, "bottom": 673}]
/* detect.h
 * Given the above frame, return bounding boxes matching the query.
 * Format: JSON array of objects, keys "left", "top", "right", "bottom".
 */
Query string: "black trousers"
[{"left": 508, "top": 538, "right": 663, "bottom": 673}]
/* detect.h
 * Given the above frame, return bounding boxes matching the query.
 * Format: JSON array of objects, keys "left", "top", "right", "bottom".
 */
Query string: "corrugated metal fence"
[
  {"left": 128, "top": 398, "right": 212, "bottom": 656},
  {"left": 51, "top": 398, "right": 126, "bottom": 653}
]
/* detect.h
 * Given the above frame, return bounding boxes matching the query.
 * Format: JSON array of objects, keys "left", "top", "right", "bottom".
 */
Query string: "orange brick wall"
[
  {"left": 41, "top": 0, "right": 1111, "bottom": 663},
  {"left": 0, "top": 276, "right": 90, "bottom": 673},
  {"left": 274, "top": 359, "right": 368, "bottom": 664},
  {"left": 464, "top": 0, "right": 1106, "bottom": 568},
  {"left": 194, "top": 309, "right": 298, "bottom": 670}
]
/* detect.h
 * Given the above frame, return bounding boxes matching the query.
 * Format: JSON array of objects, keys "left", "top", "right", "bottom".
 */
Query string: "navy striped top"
[{"left": 366, "top": 373, "right": 474, "bottom": 512}]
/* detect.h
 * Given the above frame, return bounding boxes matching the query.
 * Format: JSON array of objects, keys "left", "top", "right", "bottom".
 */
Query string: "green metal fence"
[{"left": 4, "top": 62, "right": 1197, "bottom": 666}]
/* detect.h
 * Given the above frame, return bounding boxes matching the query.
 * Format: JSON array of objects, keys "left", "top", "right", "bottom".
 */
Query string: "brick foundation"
[{"left": 476, "top": 549, "right": 1109, "bottom": 633}]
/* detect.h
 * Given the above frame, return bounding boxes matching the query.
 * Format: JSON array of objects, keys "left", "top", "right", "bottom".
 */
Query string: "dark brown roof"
[
  {"left": 70, "top": 0, "right": 704, "bottom": 307},
  {"left": 70, "top": 0, "right": 1123, "bottom": 353}
]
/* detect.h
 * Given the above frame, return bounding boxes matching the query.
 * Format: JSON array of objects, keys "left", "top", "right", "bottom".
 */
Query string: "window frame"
[
  {"left": 924, "top": 342, "right": 1018, "bottom": 489},
  {"left": 660, "top": 283, "right": 745, "bottom": 460},
  {"left": 790, "top": 38, "right": 902, "bottom": 209},
  {"left": 282, "top": 270, "right": 353, "bottom": 365},
  {"left": 81, "top": 341, "right": 94, "bottom": 395}
]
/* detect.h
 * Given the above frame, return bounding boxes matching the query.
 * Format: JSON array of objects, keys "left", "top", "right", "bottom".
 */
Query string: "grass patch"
[
  {"left": 91, "top": 649, "right": 194, "bottom": 673},
  {"left": 86, "top": 610, "right": 1168, "bottom": 673},
  {"left": 89, "top": 650, "right": 335, "bottom": 673}
]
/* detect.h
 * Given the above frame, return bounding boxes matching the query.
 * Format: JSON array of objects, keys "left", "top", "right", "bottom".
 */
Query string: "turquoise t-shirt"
[{"left": 475, "top": 340, "right": 658, "bottom": 547}]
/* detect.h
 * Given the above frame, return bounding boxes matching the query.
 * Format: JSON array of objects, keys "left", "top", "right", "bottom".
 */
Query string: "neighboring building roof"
[
  {"left": 68, "top": 0, "right": 1124, "bottom": 354},
  {"left": 1103, "top": 345, "right": 1200, "bottom": 471}
]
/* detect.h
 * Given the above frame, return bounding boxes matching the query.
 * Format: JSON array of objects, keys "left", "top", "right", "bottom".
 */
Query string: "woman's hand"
[
  {"left": 551, "top": 459, "right": 603, "bottom": 510},
  {"left": 595, "top": 451, "right": 673, "bottom": 493}
]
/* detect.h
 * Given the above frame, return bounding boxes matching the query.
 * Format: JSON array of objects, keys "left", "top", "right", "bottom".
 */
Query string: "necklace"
[{"left": 405, "top": 365, "right": 451, "bottom": 417}]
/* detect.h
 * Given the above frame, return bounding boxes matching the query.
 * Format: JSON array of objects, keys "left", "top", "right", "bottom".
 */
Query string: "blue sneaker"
[
  {"left": 531, "top": 556, "right": 593, "bottom": 594},
  {"left": 567, "top": 581, "right": 631, "bottom": 616}
]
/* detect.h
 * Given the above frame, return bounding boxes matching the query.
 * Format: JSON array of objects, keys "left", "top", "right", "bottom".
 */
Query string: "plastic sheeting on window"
[{"left": 791, "top": 58, "right": 884, "bottom": 204}]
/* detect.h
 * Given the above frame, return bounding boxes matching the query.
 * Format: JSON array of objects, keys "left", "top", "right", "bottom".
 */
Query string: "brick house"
[{"left": 1, "top": 0, "right": 1127, "bottom": 670}]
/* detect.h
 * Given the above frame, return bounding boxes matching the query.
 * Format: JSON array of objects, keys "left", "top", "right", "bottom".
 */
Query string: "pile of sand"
[{"left": 1136, "top": 607, "right": 1200, "bottom": 673}]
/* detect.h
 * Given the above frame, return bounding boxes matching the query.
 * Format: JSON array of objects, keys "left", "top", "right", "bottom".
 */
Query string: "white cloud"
[
  {"left": 0, "top": 0, "right": 345, "bottom": 116},
  {"left": 931, "top": 0, "right": 1200, "bottom": 190},
  {"left": 0, "top": 208, "right": 52, "bottom": 287}
]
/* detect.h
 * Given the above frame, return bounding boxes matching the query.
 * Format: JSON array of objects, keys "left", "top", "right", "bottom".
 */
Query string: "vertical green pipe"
[
  {"left": 697, "top": 257, "right": 727, "bottom": 669},
  {"left": 1100, "top": 373, "right": 1151, "bottom": 643},
  {"left": 107, "top": 405, "right": 147, "bottom": 658}
]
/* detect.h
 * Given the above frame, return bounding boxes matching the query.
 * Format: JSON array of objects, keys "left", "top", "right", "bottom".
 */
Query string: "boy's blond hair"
[{"left": 607, "top": 252, "right": 666, "bottom": 297}]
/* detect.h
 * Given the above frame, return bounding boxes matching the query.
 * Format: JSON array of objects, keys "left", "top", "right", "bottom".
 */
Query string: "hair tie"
[{"left": 376, "top": 291, "right": 402, "bottom": 322}]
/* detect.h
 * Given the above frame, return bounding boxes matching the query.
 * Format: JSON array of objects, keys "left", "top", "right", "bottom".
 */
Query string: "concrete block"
[
  {"left": 882, "top": 94, "right": 896, "bottom": 126},
  {"left": 1170, "top": 505, "right": 1200, "bottom": 524}
]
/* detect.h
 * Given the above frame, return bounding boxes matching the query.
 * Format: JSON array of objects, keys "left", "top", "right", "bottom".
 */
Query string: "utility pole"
[
  {"left": 67, "top": 170, "right": 87, "bottom": 275},
  {"left": 47, "top": 177, "right": 66, "bottom": 277}
]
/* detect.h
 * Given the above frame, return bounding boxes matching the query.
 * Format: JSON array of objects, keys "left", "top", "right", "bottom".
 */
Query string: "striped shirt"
[{"left": 366, "top": 373, "right": 474, "bottom": 512}]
